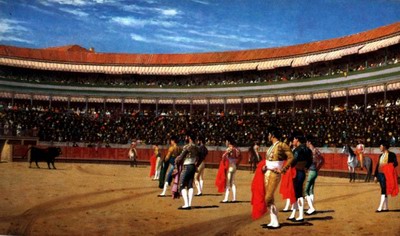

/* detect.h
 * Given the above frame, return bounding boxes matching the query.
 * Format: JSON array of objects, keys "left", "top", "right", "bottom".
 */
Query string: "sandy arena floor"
[{"left": 0, "top": 162, "right": 399, "bottom": 236}]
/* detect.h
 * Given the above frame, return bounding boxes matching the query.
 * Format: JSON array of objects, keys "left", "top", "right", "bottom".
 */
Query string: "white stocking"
[
  {"left": 160, "top": 182, "right": 168, "bottom": 196},
  {"left": 384, "top": 196, "right": 388, "bottom": 210},
  {"left": 306, "top": 196, "right": 315, "bottom": 214},
  {"left": 223, "top": 188, "right": 230, "bottom": 202},
  {"left": 195, "top": 181, "right": 201, "bottom": 194},
  {"left": 199, "top": 180, "right": 204, "bottom": 192},
  {"left": 231, "top": 184, "right": 237, "bottom": 201},
  {"left": 181, "top": 189, "right": 189, "bottom": 208},
  {"left": 283, "top": 199, "right": 291, "bottom": 211},
  {"left": 268, "top": 205, "right": 280, "bottom": 228},
  {"left": 377, "top": 194, "right": 386, "bottom": 211},
  {"left": 296, "top": 197, "right": 304, "bottom": 221},
  {"left": 188, "top": 188, "right": 194, "bottom": 207},
  {"left": 288, "top": 202, "right": 298, "bottom": 219}
]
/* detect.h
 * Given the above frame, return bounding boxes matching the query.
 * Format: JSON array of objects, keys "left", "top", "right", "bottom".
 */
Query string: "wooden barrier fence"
[{"left": 11, "top": 145, "right": 400, "bottom": 174}]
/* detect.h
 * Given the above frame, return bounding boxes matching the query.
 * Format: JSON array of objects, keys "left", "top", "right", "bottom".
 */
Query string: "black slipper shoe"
[
  {"left": 265, "top": 225, "right": 281, "bottom": 229},
  {"left": 178, "top": 206, "right": 192, "bottom": 210}
]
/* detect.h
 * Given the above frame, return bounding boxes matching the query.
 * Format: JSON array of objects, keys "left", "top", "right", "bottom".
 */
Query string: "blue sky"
[{"left": 0, "top": 0, "right": 400, "bottom": 54}]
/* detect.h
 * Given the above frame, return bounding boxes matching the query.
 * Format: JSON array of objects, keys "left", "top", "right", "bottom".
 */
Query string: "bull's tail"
[{"left": 21, "top": 147, "right": 33, "bottom": 160}]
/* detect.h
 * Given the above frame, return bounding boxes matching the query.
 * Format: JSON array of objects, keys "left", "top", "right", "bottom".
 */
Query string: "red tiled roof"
[{"left": 0, "top": 22, "right": 399, "bottom": 66}]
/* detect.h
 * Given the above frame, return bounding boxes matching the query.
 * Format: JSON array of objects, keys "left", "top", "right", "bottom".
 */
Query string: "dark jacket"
[
  {"left": 374, "top": 151, "right": 398, "bottom": 176},
  {"left": 292, "top": 144, "right": 313, "bottom": 171}
]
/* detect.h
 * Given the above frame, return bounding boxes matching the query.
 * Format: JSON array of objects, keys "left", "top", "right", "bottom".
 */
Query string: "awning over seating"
[
  {"left": 273, "top": 58, "right": 294, "bottom": 68},
  {"left": 0, "top": 35, "right": 399, "bottom": 75},
  {"left": 0, "top": 92, "right": 13, "bottom": 98},
  {"left": 349, "top": 87, "right": 365, "bottom": 96},
  {"left": 313, "top": 92, "right": 329, "bottom": 99},
  {"left": 306, "top": 53, "right": 328, "bottom": 64},
  {"left": 33, "top": 94, "right": 50, "bottom": 101},
  {"left": 292, "top": 56, "right": 309, "bottom": 67},
  {"left": 367, "top": 85, "right": 385, "bottom": 94},
  {"left": 52, "top": 95, "right": 69, "bottom": 102},
  {"left": 359, "top": 35, "right": 400, "bottom": 54},
  {"left": 257, "top": 60, "right": 275, "bottom": 70},
  {"left": 106, "top": 98, "right": 122, "bottom": 103},
  {"left": 388, "top": 82, "right": 400, "bottom": 90},
  {"left": 14, "top": 93, "right": 31, "bottom": 99},
  {"left": 324, "top": 50, "right": 344, "bottom": 61}
]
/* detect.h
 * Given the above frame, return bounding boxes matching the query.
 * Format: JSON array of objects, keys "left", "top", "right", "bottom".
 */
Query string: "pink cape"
[{"left": 171, "top": 164, "right": 182, "bottom": 199}]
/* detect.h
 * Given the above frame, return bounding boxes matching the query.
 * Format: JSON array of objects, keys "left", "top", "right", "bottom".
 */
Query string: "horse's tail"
[{"left": 368, "top": 157, "right": 373, "bottom": 173}]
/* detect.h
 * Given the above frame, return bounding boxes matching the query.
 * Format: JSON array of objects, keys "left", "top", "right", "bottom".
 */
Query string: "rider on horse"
[{"left": 356, "top": 140, "right": 365, "bottom": 170}]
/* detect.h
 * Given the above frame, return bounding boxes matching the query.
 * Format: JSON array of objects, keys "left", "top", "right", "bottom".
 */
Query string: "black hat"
[
  {"left": 267, "top": 126, "right": 282, "bottom": 139},
  {"left": 186, "top": 131, "right": 196, "bottom": 142},
  {"left": 306, "top": 134, "right": 315, "bottom": 144},
  {"left": 291, "top": 130, "right": 305, "bottom": 143},
  {"left": 226, "top": 136, "right": 237, "bottom": 146},
  {"left": 198, "top": 136, "right": 206, "bottom": 143},
  {"left": 170, "top": 135, "right": 178, "bottom": 143},
  {"left": 379, "top": 139, "right": 390, "bottom": 149}
]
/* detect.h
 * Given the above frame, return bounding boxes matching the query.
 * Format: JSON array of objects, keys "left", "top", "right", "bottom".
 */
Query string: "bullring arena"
[
  {"left": 0, "top": 158, "right": 399, "bottom": 235},
  {"left": 1, "top": 21, "right": 400, "bottom": 235}
]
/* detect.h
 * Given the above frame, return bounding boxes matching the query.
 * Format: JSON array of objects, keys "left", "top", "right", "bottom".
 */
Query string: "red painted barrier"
[{"left": 11, "top": 145, "right": 400, "bottom": 173}]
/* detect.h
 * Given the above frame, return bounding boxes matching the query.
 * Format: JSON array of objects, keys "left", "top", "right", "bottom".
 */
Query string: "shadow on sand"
[
  {"left": 192, "top": 205, "right": 220, "bottom": 209},
  {"left": 261, "top": 221, "right": 314, "bottom": 229},
  {"left": 219, "top": 200, "right": 251, "bottom": 204}
]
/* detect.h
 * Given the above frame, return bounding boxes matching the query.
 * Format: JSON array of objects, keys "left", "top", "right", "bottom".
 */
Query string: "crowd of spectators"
[
  {"left": 1, "top": 96, "right": 399, "bottom": 148},
  {"left": 1, "top": 45, "right": 399, "bottom": 88},
  {"left": 1, "top": 45, "right": 399, "bottom": 148}
]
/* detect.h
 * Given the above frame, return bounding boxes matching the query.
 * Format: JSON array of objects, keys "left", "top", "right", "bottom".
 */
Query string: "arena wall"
[{"left": 10, "top": 145, "right": 400, "bottom": 175}]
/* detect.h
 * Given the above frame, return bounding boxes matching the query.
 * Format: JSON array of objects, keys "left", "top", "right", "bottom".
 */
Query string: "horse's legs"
[
  {"left": 348, "top": 166, "right": 352, "bottom": 182},
  {"left": 252, "top": 160, "right": 258, "bottom": 173},
  {"left": 348, "top": 167, "right": 356, "bottom": 182},
  {"left": 363, "top": 163, "right": 369, "bottom": 182},
  {"left": 353, "top": 168, "right": 357, "bottom": 182},
  {"left": 363, "top": 158, "right": 371, "bottom": 182},
  {"left": 366, "top": 163, "right": 372, "bottom": 182}
]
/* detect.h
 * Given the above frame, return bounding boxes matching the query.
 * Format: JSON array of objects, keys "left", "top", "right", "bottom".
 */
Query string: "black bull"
[{"left": 24, "top": 147, "right": 62, "bottom": 169}]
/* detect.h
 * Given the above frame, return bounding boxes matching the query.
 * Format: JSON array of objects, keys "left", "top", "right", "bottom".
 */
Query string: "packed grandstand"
[{"left": 0, "top": 22, "right": 400, "bottom": 148}]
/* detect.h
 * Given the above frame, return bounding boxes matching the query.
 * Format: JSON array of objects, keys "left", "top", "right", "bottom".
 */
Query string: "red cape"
[
  {"left": 215, "top": 159, "right": 229, "bottom": 193},
  {"left": 279, "top": 166, "right": 296, "bottom": 204},
  {"left": 251, "top": 159, "right": 266, "bottom": 220},
  {"left": 382, "top": 163, "right": 399, "bottom": 197},
  {"left": 149, "top": 154, "right": 156, "bottom": 177}
]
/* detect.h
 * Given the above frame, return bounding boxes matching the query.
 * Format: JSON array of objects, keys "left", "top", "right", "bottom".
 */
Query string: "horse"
[
  {"left": 248, "top": 144, "right": 261, "bottom": 173},
  {"left": 341, "top": 145, "right": 373, "bottom": 182}
]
